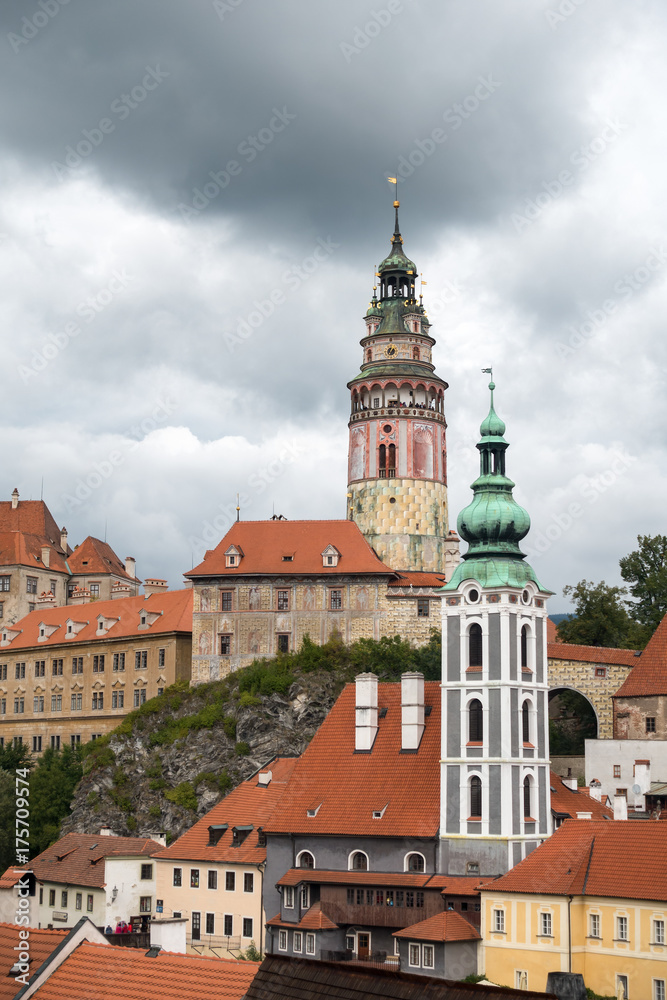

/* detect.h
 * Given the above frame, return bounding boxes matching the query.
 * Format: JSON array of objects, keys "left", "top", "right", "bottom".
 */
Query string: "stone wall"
[
  {"left": 547, "top": 655, "right": 634, "bottom": 740},
  {"left": 613, "top": 694, "right": 667, "bottom": 740}
]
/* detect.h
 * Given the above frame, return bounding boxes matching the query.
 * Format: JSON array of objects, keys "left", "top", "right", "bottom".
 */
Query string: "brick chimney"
[
  {"left": 401, "top": 671, "right": 425, "bottom": 750},
  {"left": 355, "top": 673, "right": 378, "bottom": 751},
  {"left": 143, "top": 578, "right": 168, "bottom": 598},
  {"left": 11, "top": 488, "right": 19, "bottom": 510}
]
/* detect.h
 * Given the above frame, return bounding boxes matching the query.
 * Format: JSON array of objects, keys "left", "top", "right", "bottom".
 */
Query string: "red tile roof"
[
  {"left": 0, "top": 922, "right": 67, "bottom": 1000},
  {"left": 4, "top": 833, "right": 163, "bottom": 889},
  {"left": 547, "top": 619, "right": 558, "bottom": 643},
  {"left": 29, "top": 940, "right": 259, "bottom": 1000},
  {"left": 393, "top": 911, "right": 481, "bottom": 943},
  {"left": 267, "top": 902, "right": 339, "bottom": 931},
  {"left": 3, "top": 589, "right": 192, "bottom": 650},
  {"left": 154, "top": 758, "right": 298, "bottom": 865},
  {"left": 0, "top": 531, "right": 70, "bottom": 574},
  {"left": 265, "top": 682, "right": 441, "bottom": 838},
  {"left": 614, "top": 613, "right": 667, "bottom": 697},
  {"left": 549, "top": 771, "right": 613, "bottom": 821},
  {"left": 548, "top": 642, "right": 639, "bottom": 666},
  {"left": 186, "top": 521, "right": 394, "bottom": 578},
  {"left": 68, "top": 536, "right": 139, "bottom": 583},
  {"left": 0, "top": 498, "right": 63, "bottom": 545},
  {"left": 483, "top": 820, "right": 667, "bottom": 902},
  {"left": 388, "top": 572, "right": 447, "bottom": 588}
]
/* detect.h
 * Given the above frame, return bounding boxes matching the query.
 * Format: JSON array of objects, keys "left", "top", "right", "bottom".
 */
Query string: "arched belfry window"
[
  {"left": 469, "top": 699, "right": 483, "bottom": 743},
  {"left": 521, "top": 625, "right": 529, "bottom": 669},
  {"left": 350, "top": 851, "right": 368, "bottom": 871},
  {"left": 523, "top": 776, "right": 532, "bottom": 818},
  {"left": 387, "top": 444, "right": 396, "bottom": 476},
  {"left": 470, "top": 776, "right": 482, "bottom": 818},
  {"left": 522, "top": 702, "right": 531, "bottom": 744},
  {"left": 379, "top": 444, "right": 386, "bottom": 477},
  {"left": 469, "top": 624, "right": 483, "bottom": 668}
]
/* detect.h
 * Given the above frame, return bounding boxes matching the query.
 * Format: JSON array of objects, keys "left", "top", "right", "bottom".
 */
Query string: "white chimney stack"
[
  {"left": 41, "top": 545, "right": 50, "bottom": 568},
  {"left": 562, "top": 777, "right": 578, "bottom": 792},
  {"left": 401, "top": 671, "right": 425, "bottom": 751},
  {"left": 576, "top": 811, "right": 593, "bottom": 820},
  {"left": 355, "top": 673, "right": 378, "bottom": 751},
  {"left": 143, "top": 578, "right": 168, "bottom": 597},
  {"left": 11, "top": 488, "right": 19, "bottom": 510},
  {"left": 125, "top": 556, "right": 136, "bottom": 579},
  {"left": 614, "top": 794, "right": 628, "bottom": 821},
  {"left": 60, "top": 526, "right": 68, "bottom": 551},
  {"left": 589, "top": 782, "right": 602, "bottom": 802}
]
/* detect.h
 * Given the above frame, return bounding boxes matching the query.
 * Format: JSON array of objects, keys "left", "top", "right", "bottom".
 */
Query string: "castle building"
[
  {"left": 439, "top": 380, "right": 554, "bottom": 873},
  {"left": 346, "top": 203, "right": 459, "bottom": 578}
]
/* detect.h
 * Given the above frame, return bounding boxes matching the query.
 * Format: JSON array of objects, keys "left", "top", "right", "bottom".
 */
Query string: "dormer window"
[
  {"left": 321, "top": 544, "right": 340, "bottom": 568},
  {"left": 232, "top": 825, "right": 253, "bottom": 847},
  {"left": 208, "top": 824, "right": 228, "bottom": 846},
  {"left": 225, "top": 545, "right": 243, "bottom": 569},
  {"left": 306, "top": 803, "right": 322, "bottom": 818}
]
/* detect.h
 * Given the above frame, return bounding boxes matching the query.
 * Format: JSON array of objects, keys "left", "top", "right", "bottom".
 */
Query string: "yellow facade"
[{"left": 481, "top": 890, "right": 667, "bottom": 998}]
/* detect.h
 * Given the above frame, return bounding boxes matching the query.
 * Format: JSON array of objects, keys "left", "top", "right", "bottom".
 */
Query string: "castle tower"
[
  {"left": 439, "top": 379, "right": 552, "bottom": 876},
  {"left": 346, "top": 203, "right": 458, "bottom": 575}
]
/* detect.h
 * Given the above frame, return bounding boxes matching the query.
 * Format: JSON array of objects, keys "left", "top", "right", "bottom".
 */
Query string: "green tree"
[
  {"left": 620, "top": 534, "right": 667, "bottom": 636},
  {"left": 0, "top": 769, "right": 18, "bottom": 872},
  {"left": 558, "top": 580, "right": 643, "bottom": 648},
  {"left": 29, "top": 745, "right": 84, "bottom": 857},
  {"left": 0, "top": 740, "right": 33, "bottom": 773}
]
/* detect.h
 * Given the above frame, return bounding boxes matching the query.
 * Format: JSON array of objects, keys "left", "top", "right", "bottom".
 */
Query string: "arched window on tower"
[
  {"left": 522, "top": 702, "right": 531, "bottom": 745},
  {"left": 366, "top": 348, "right": 372, "bottom": 363},
  {"left": 523, "top": 776, "right": 532, "bottom": 818},
  {"left": 387, "top": 444, "right": 396, "bottom": 477},
  {"left": 469, "top": 624, "right": 483, "bottom": 668},
  {"left": 413, "top": 346, "right": 420, "bottom": 360},
  {"left": 470, "top": 776, "right": 482, "bottom": 818},
  {"left": 521, "top": 625, "right": 529, "bottom": 669},
  {"left": 469, "top": 699, "right": 483, "bottom": 743},
  {"left": 378, "top": 444, "right": 386, "bottom": 478}
]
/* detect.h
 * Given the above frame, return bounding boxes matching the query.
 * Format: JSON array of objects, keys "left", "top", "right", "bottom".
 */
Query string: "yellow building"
[{"left": 480, "top": 820, "right": 667, "bottom": 999}]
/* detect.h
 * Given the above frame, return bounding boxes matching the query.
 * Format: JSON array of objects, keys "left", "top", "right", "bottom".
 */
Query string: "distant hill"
[{"left": 549, "top": 614, "right": 571, "bottom": 626}]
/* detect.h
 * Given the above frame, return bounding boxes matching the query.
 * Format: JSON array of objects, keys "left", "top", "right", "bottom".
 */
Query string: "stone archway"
[
  {"left": 547, "top": 651, "right": 635, "bottom": 740},
  {"left": 548, "top": 686, "right": 599, "bottom": 755}
]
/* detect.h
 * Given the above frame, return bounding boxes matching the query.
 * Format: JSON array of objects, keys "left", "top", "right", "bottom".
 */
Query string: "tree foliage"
[
  {"left": 28, "top": 745, "right": 84, "bottom": 857},
  {"left": 620, "top": 534, "right": 667, "bottom": 635},
  {"left": 558, "top": 580, "right": 643, "bottom": 648}
]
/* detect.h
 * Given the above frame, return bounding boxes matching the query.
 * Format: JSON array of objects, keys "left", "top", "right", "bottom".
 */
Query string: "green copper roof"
[
  {"left": 348, "top": 362, "right": 443, "bottom": 385},
  {"left": 378, "top": 205, "right": 417, "bottom": 275},
  {"left": 442, "top": 380, "right": 550, "bottom": 594}
]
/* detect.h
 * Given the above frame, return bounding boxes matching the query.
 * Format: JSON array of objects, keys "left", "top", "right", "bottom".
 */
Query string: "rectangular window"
[
  {"left": 305, "top": 932, "right": 315, "bottom": 955},
  {"left": 75, "top": 893, "right": 82, "bottom": 910},
  {"left": 417, "top": 598, "right": 430, "bottom": 617},
  {"left": 32, "top": 735, "right": 42, "bottom": 752},
  {"left": 654, "top": 919, "right": 665, "bottom": 945},
  {"left": 71, "top": 693, "right": 81, "bottom": 711},
  {"left": 51, "top": 735, "right": 60, "bottom": 750},
  {"left": 14, "top": 697, "right": 24, "bottom": 714},
  {"left": 224, "top": 914, "right": 233, "bottom": 937},
  {"left": 422, "top": 944, "right": 434, "bottom": 969},
  {"left": 278, "top": 929, "right": 288, "bottom": 951},
  {"left": 376, "top": 890, "right": 384, "bottom": 906},
  {"left": 113, "top": 653, "right": 125, "bottom": 671},
  {"left": 89, "top": 583, "right": 100, "bottom": 596},
  {"left": 35, "top": 660, "right": 45, "bottom": 677},
  {"left": 205, "top": 912, "right": 215, "bottom": 935},
  {"left": 51, "top": 694, "right": 62, "bottom": 712},
  {"left": 405, "top": 891, "right": 414, "bottom": 908},
  {"left": 49, "top": 580, "right": 57, "bottom": 596},
  {"left": 0, "top": 665, "right": 6, "bottom": 680},
  {"left": 15, "top": 662, "right": 25, "bottom": 679},
  {"left": 87, "top": 894, "right": 93, "bottom": 912},
  {"left": 647, "top": 717, "right": 657, "bottom": 733},
  {"left": 71, "top": 657, "right": 83, "bottom": 674},
  {"left": 329, "top": 589, "right": 342, "bottom": 610},
  {"left": 52, "top": 659, "right": 63, "bottom": 676},
  {"left": 243, "top": 918, "right": 253, "bottom": 939},
  {"left": 283, "top": 886, "right": 295, "bottom": 908},
  {"left": 244, "top": 872, "right": 254, "bottom": 893},
  {"left": 190, "top": 869, "right": 200, "bottom": 888},
  {"left": 220, "top": 591, "right": 233, "bottom": 611},
  {"left": 158, "top": 648, "right": 165, "bottom": 667},
  {"left": 395, "top": 891, "right": 404, "bottom": 907},
  {"left": 301, "top": 885, "right": 310, "bottom": 910},
  {"left": 617, "top": 915, "right": 629, "bottom": 941},
  {"left": 220, "top": 635, "right": 232, "bottom": 655},
  {"left": 70, "top": 735, "right": 81, "bottom": 746},
  {"left": 277, "top": 634, "right": 289, "bottom": 653},
  {"left": 595, "top": 667, "right": 606, "bottom": 677},
  {"left": 614, "top": 764, "right": 621, "bottom": 778},
  {"left": 93, "top": 655, "right": 105, "bottom": 672},
  {"left": 191, "top": 911, "right": 201, "bottom": 941},
  {"left": 49, "top": 889, "right": 56, "bottom": 906},
  {"left": 655, "top": 981, "right": 666, "bottom": 1000},
  {"left": 134, "top": 688, "right": 147, "bottom": 707},
  {"left": 416, "top": 892, "right": 424, "bottom": 908},
  {"left": 617, "top": 976, "right": 628, "bottom": 1000},
  {"left": 590, "top": 913, "right": 600, "bottom": 938},
  {"left": 0, "top": 576, "right": 10, "bottom": 591},
  {"left": 139, "top": 896, "right": 151, "bottom": 913},
  {"left": 173, "top": 868, "right": 182, "bottom": 887},
  {"left": 34, "top": 695, "right": 44, "bottom": 713},
  {"left": 494, "top": 909, "right": 505, "bottom": 933},
  {"left": 409, "top": 943, "right": 421, "bottom": 967},
  {"left": 0, "top": 699, "right": 5, "bottom": 715},
  {"left": 140, "top": 863, "right": 152, "bottom": 880},
  {"left": 91, "top": 692, "right": 103, "bottom": 710},
  {"left": 277, "top": 590, "right": 289, "bottom": 611},
  {"left": 135, "top": 650, "right": 147, "bottom": 669},
  {"left": 202, "top": 869, "right": 216, "bottom": 891},
  {"left": 226, "top": 871, "right": 235, "bottom": 891},
  {"left": 540, "top": 912, "right": 552, "bottom": 936},
  {"left": 26, "top": 577, "right": 37, "bottom": 594},
  {"left": 294, "top": 931, "right": 302, "bottom": 953}
]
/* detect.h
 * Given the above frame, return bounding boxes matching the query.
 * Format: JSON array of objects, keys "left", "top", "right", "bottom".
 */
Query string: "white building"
[{"left": 585, "top": 738, "right": 667, "bottom": 812}]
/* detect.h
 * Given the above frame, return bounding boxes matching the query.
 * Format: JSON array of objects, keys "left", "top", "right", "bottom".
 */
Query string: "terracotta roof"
[
  {"left": 438, "top": 877, "right": 483, "bottom": 896},
  {"left": 547, "top": 619, "right": 558, "bottom": 642},
  {"left": 5, "top": 833, "right": 163, "bottom": 889},
  {"left": 0, "top": 498, "right": 62, "bottom": 545},
  {"left": 276, "top": 869, "right": 455, "bottom": 890},
  {"left": 0, "top": 922, "right": 66, "bottom": 1000},
  {"left": 68, "top": 536, "right": 140, "bottom": 583},
  {"left": 265, "top": 682, "right": 441, "bottom": 838},
  {"left": 549, "top": 771, "right": 613, "bottom": 821},
  {"left": 388, "top": 572, "right": 447, "bottom": 588},
  {"left": 483, "top": 820, "right": 667, "bottom": 902},
  {"left": 154, "top": 758, "right": 298, "bottom": 865},
  {"left": 548, "top": 642, "right": 639, "bottom": 666},
  {"left": 0, "top": 531, "right": 69, "bottom": 574},
  {"left": 28, "top": 940, "right": 259, "bottom": 1000},
  {"left": 0, "top": 868, "right": 25, "bottom": 889},
  {"left": 393, "top": 911, "right": 481, "bottom": 943},
  {"left": 614, "top": 613, "right": 667, "bottom": 697},
  {"left": 2, "top": 588, "right": 192, "bottom": 650},
  {"left": 267, "top": 901, "right": 339, "bottom": 931},
  {"left": 186, "top": 520, "right": 394, "bottom": 578}
]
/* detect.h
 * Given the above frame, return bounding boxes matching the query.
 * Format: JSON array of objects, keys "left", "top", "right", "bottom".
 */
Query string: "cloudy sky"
[{"left": 1, "top": 0, "right": 665, "bottom": 611}]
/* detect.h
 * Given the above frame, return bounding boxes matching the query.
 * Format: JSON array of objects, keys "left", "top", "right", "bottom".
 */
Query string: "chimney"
[
  {"left": 589, "top": 782, "right": 602, "bottom": 802},
  {"left": 38, "top": 591, "right": 56, "bottom": 609},
  {"left": 60, "top": 526, "right": 68, "bottom": 551},
  {"left": 111, "top": 581, "right": 132, "bottom": 600},
  {"left": 401, "top": 671, "right": 425, "bottom": 750},
  {"left": 576, "top": 811, "right": 593, "bottom": 820},
  {"left": 562, "top": 777, "right": 578, "bottom": 792},
  {"left": 125, "top": 556, "right": 136, "bottom": 579},
  {"left": 614, "top": 794, "right": 628, "bottom": 820},
  {"left": 99, "top": 828, "right": 116, "bottom": 837},
  {"left": 143, "top": 578, "right": 168, "bottom": 598},
  {"left": 355, "top": 673, "right": 378, "bottom": 751},
  {"left": 69, "top": 587, "right": 91, "bottom": 606},
  {"left": 41, "top": 545, "right": 50, "bottom": 568},
  {"left": 11, "top": 488, "right": 19, "bottom": 510}
]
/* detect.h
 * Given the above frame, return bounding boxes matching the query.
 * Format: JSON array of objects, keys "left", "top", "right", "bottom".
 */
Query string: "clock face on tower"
[{"left": 384, "top": 344, "right": 398, "bottom": 358}]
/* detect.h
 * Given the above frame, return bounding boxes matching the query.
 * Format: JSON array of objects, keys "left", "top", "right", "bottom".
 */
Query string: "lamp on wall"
[{"left": 111, "top": 887, "right": 118, "bottom": 900}]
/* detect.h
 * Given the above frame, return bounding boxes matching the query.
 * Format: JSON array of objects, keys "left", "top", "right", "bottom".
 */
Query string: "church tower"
[
  {"left": 346, "top": 202, "right": 458, "bottom": 576},
  {"left": 439, "top": 379, "right": 552, "bottom": 876}
]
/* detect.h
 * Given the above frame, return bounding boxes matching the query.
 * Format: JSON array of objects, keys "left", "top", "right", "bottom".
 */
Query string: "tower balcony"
[{"left": 349, "top": 406, "right": 446, "bottom": 425}]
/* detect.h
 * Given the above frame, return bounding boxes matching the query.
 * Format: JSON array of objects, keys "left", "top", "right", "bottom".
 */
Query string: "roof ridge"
[{"left": 581, "top": 836, "right": 595, "bottom": 894}]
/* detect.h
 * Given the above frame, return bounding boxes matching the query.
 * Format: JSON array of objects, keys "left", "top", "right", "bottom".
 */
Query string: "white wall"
[
  {"left": 104, "top": 856, "right": 156, "bottom": 926},
  {"left": 585, "top": 739, "right": 667, "bottom": 812}
]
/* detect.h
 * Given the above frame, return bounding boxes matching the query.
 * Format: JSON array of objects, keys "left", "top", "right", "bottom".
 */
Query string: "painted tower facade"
[
  {"left": 346, "top": 204, "right": 458, "bottom": 576},
  {"left": 439, "top": 380, "right": 552, "bottom": 876}
]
